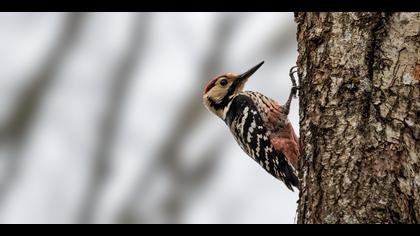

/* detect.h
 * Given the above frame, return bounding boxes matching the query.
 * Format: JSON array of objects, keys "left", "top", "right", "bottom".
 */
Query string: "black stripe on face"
[{"left": 208, "top": 77, "right": 242, "bottom": 111}]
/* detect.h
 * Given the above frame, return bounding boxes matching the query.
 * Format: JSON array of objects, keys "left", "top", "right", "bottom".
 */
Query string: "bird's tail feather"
[{"left": 284, "top": 163, "right": 299, "bottom": 191}]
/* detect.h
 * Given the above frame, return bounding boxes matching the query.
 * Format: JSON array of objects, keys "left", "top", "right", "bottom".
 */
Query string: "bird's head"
[{"left": 202, "top": 61, "right": 264, "bottom": 119}]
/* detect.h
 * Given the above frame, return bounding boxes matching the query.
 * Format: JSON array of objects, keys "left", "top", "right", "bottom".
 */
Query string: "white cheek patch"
[{"left": 214, "top": 89, "right": 228, "bottom": 101}]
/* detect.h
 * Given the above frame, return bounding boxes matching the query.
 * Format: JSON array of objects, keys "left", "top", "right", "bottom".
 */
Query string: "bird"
[{"left": 202, "top": 61, "right": 300, "bottom": 191}]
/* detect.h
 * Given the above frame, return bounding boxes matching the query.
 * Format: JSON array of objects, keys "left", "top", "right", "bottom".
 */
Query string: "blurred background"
[{"left": 0, "top": 12, "right": 299, "bottom": 224}]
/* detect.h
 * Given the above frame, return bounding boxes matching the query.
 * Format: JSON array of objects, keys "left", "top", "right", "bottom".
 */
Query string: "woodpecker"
[{"left": 202, "top": 61, "right": 300, "bottom": 191}]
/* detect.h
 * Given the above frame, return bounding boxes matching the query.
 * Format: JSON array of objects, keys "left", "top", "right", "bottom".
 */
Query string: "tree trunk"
[{"left": 295, "top": 12, "right": 420, "bottom": 224}]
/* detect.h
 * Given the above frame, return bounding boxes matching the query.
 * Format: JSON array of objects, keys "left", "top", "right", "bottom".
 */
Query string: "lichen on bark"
[{"left": 295, "top": 12, "right": 420, "bottom": 224}]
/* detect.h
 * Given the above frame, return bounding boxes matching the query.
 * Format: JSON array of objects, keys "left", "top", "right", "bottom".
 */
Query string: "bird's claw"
[
  {"left": 291, "top": 86, "right": 299, "bottom": 99},
  {"left": 289, "top": 66, "right": 299, "bottom": 87},
  {"left": 289, "top": 66, "right": 300, "bottom": 98},
  {"left": 289, "top": 66, "right": 299, "bottom": 74}
]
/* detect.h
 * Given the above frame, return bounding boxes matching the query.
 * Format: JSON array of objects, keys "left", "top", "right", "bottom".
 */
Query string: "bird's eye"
[{"left": 220, "top": 79, "right": 228, "bottom": 86}]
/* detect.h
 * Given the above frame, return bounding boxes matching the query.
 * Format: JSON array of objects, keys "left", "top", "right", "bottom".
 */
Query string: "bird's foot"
[
  {"left": 289, "top": 66, "right": 299, "bottom": 87},
  {"left": 289, "top": 66, "right": 300, "bottom": 98}
]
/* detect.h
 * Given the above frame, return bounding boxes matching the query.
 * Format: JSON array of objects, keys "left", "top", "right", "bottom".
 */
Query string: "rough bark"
[{"left": 295, "top": 12, "right": 420, "bottom": 224}]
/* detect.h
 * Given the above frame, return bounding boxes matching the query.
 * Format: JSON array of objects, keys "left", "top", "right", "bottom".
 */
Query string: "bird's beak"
[{"left": 237, "top": 61, "right": 264, "bottom": 82}]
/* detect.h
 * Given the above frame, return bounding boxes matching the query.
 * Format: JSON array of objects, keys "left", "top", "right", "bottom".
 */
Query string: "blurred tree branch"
[
  {"left": 0, "top": 13, "right": 85, "bottom": 144},
  {"left": 259, "top": 22, "right": 296, "bottom": 59},
  {"left": 78, "top": 13, "right": 151, "bottom": 223},
  {"left": 0, "top": 13, "right": 301, "bottom": 224},
  {"left": 0, "top": 13, "right": 86, "bottom": 205},
  {"left": 115, "top": 13, "right": 246, "bottom": 224}
]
